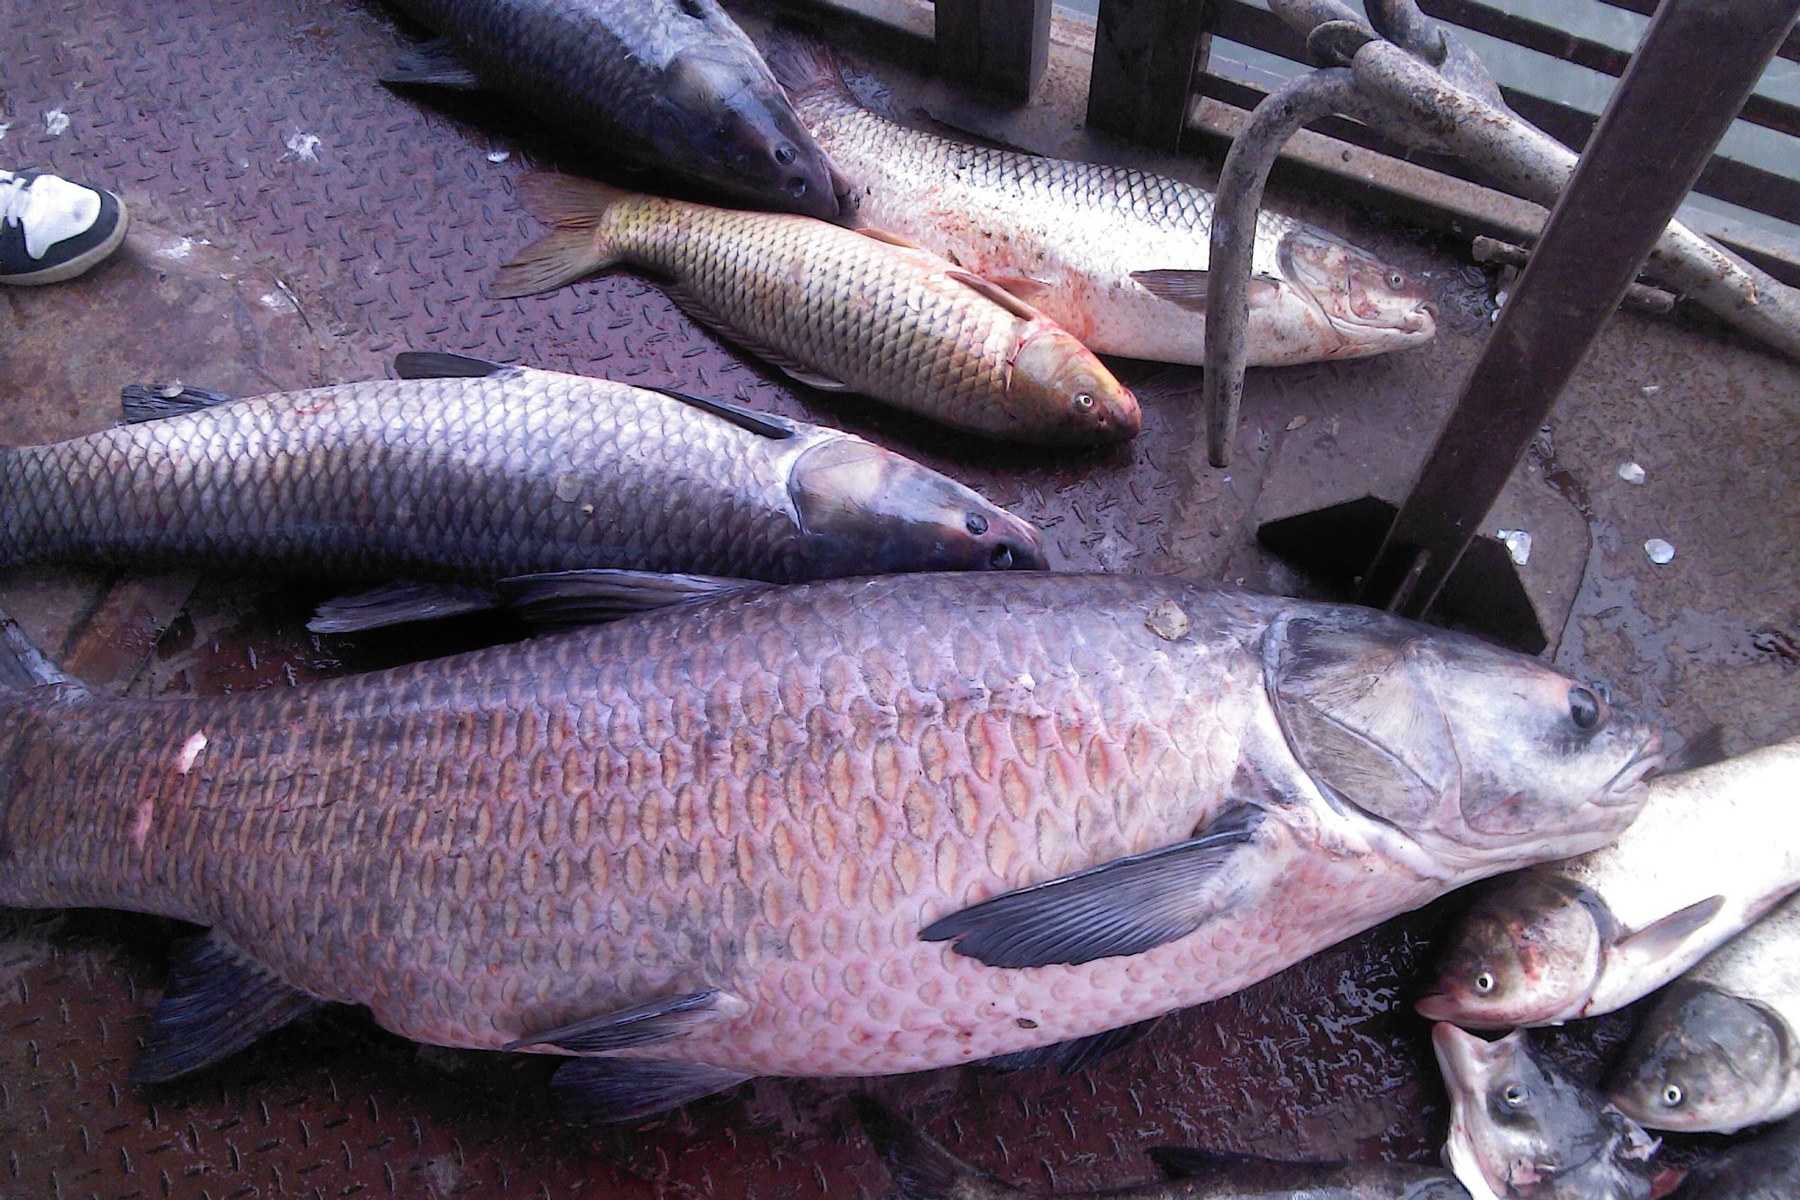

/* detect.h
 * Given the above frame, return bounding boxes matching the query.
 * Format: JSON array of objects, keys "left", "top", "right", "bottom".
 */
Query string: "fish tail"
[
  {"left": 761, "top": 25, "right": 854, "bottom": 108},
  {"left": 852, "top": 1097, "right": 1023, "bottom": 1200},
  {"left": 489, "top": 173, "right": 628, "bottom": 299}
]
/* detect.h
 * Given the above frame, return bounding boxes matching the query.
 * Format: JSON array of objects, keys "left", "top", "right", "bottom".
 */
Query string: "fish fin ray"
[
  {"left": 393, "top": 351, "right": 520, "bottom": 380},
  {"left": 662, "top": 284, "right": 852, "bottom": 391},
  {"left": 760, "top": 26, "right": 855, "bottom": 105},
  {"left": 308, "top": 582, "right": 498, "bottom": 634},
  {"left": 1613, "top": 896, "right": 1727, "bottom": 968},
  {"left": 490, "top": 175, "right": 626, "bottom": 298},
  {"left": 981, "top": 1016, "right": 1157, "bottom": 1075},
  {"left": 852, "top": 1096, "right": 1017, "bottom": 1199},
  {"left": 981, "top": 275, "right": 1055, "bottom": 304},
  {"left": 550, "top": 1057, "right": 750, "bottom": 1123},
  {"left": 380, "top": 39, "right": 483, "bottom": 89},
  {"left": 1145, "top": 1146, "right": 1258, "bottom": 1181},
  {"left": 646, "top": 386, "right": 795, "bottom": 439},
  {"left": 1664, "top": 724, "right": 1728, "bottom": 774},
  {"left": 505, "top": 989, "right": 729, "bottom": 1053},
  {"left": 919, "top": 804, "right": 1262, "bottom": 967},
  {"left": 0, "top": 607, "right": 82, "bottom": 691},
  {"left": 490, "top": 229, "right": 611, "bottom": 298},
  {"left": 498, "top": 570, "right": 768, "bottom": 629},
  {"left": 130, "top": 934, "right": 319, "bottom": 1083},
  {"left": 856, "top": 226, "right": 926, "bottom": 251},
  {"left": 1130, "top": 269, "right": 1281, "bottom": 314},
  {"left": 947, "top": 269, "right": 1041, "bottom": 323},
  {"left": 119, "top": 383, "right": 238, "bottom": 423}
]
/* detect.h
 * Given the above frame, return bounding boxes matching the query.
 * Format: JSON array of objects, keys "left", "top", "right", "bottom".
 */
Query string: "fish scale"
[{"left": 0, "top": 573, "right": 1659, "bottom": 1107}]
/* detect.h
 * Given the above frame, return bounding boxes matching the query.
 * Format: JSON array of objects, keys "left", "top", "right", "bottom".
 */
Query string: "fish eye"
[
  {"left": 1569, "top": 686, "right": 1602, "bottom": 729},
  {"left": 965, "top": 513, "right": 989, "bottom": 536},
  {"left": 1662, "top": 1083, "right": 1684, "bottom": 1107},
  {"left": 1387, "top": 270, "right": 1405, "bottom": 289},
  {"left": 1502, "top": 1083, "right": 1529, "bottom": 1107},
  {"left": 991, "top": 544, "right": 1014, "bottom": 569},
  {"left": 775, "top": 144, "right": 797, "bottom": 166},
  {"left": 1074, "top": 393, "right": 1095, "bottom": 411},
  {"left": 1474, "top": 970, "right": 1496, "bottom": 994}
]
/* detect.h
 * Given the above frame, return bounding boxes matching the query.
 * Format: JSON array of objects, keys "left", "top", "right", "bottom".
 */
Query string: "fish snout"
[{"left": 1601, "top": 735, "right": 1665, "bottom": 806}]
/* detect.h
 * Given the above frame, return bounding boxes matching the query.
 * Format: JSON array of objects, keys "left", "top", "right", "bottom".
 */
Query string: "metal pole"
[
  {"left": 1087, "top": 0, "right": 1214, "bottom": 151},
  {"left": 935, "top": 0, "right": 1054, "bottom": 102},
  {"left": 1358, "top": 0, "right": 1800, "bottom": 616}
]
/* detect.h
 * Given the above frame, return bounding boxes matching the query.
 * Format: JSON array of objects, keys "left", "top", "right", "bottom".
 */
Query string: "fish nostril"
[
  {"left": 990, "top": 544, "right": 1014, "bottom": 570},
  {"left": 787, "top": 177, "right": 808, "bottom": 198},
  {"left": 775, "top": 144, "right": 797, "bottom": 166}
]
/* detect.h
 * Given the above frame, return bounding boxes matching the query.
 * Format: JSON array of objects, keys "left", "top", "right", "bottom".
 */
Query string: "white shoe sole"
[{"left": 0, "top": 199, "right": 130, "bottom": 286}]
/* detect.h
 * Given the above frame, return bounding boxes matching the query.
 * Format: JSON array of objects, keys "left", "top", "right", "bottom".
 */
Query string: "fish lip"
[
  {"left": 1433, "top": 1023, "right": 1507, "bottom": 1199},
  {"left": 1416, "top": 988, "right": 1573, "bottom": 1030},
  {"left": 1597, "top": 738, "right": 1666, "bottom": 806}
]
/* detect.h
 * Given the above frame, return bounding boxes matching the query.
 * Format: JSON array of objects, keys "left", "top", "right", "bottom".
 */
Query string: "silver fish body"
[
  {"left": 1607, "top": 892, "right": 1800, "bottom": 1134},
  {"left": 1418, "top": 735, "right": 1800, "bottom": 1028},
  {"left": 763, "top": 33, "right": 1436, "bottom": 368}
]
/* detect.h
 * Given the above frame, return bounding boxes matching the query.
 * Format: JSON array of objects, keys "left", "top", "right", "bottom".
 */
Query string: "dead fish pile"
[
  {"left": 0, "top": 352, "right": 1043, "bottom": 630},
  {"left": 1662, "top": 1114, "right": 1800, "bottom": 1198},
  {"left": 380, "top": 0, "right": 841, "bottom": 218},
  {"left": 0, "top": 573, "right": 1659, "bottom": 1119},
  {"left": 492, "top": 175, "right": 1140, "bottom": 444},
  {"left": 852, "top": 1095, "right": 1470, "bottom": 1199},
  {"left": 763, "top": 30, "right": 1436, "bottom": 368},
  {"left": 1607, "top": 891, "right": 1800, "bottom": 1134},
  {"left": 1419, "top": 730, "right": 1796, "bottom": 1028}
]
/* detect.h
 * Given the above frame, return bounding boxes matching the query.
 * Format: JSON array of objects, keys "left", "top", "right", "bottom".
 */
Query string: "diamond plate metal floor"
[{"left": 2, "top": 0, "right": 1797, "bottom": 1197}]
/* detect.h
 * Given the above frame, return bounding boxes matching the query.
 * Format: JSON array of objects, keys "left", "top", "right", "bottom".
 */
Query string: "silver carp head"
[
  {"left": 1277, "top": 228, "right": 1436, "bottom": 355},
  {"left": 787, "top": 438, "right": 1048, "bottom": 575},
  {"left": 1606, "top": 982, "right": 1793, "bottom": 1133},
  {"left": 656, "top": 43, "right": 841, "bottom": 219},
  {"left": 1433, "top": 1025, "right": 1657, "bottom": 1200},
  {"left": 1267, "top": 610, "right": 1662, "bottom": 877},
  {"left": 1416, "top": 874, "right": 1608, "bottom": 1028}
]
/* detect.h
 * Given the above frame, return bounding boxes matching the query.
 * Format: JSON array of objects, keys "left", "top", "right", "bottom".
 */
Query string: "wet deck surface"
[{"left": 2, "top": 1, "right": 1798, "bottom": 1196}]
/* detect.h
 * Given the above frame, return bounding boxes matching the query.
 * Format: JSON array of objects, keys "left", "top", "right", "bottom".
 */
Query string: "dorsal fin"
[
  {"left": 648, "top": 386, "right": 796, "bottom": 439},
  {"left": 947, "top": 269, "right": 1041, "bottom": 322},
  {"left": 119, "top": 383, "right": 238, "bottom": 424}
]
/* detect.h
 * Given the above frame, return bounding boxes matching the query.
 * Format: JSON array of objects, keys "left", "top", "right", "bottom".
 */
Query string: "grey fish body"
[
  {"left": 1668, "top": 1113, "right": 1800, "bottom": 1198},
  {"left": 0, "top": 360, "right": 1043, "bottom": 587},
  {"left": 385, "top": 0, "right": 840, "bottom": 217},
  {"left": 1608, "top": 892, "right": 1800, "bottom": 1133}
]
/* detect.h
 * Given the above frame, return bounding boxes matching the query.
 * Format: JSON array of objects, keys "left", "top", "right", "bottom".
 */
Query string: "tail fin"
[
  {"left": 851, "top": 1096, "right": 1021, "bottom": 1200},
  {"left": 761, "top": 26, "right": 855, "bottom": 107},
  {"left": 0, "top": 605, "right": 80, "bottom": 691},
  {"left": 489, "top": 173, "right": 629, "bottom": 298}
]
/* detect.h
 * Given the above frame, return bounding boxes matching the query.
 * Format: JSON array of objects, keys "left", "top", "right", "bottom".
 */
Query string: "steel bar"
[
  {"left": 1201, "top": 68, "right": 1359, "bottom": 467},
  {"left": 1087, "top": 0, "right": 1214, "bottom": 150},
  {"left": 934, "top": 0, "right": 1053, "bottom": 101},
  {"left": 1594, "top": 0, "right": 1800, "bottom": 62},
  {"left": 1357, "top": 0, "right": 1800, "bottom": 617}
]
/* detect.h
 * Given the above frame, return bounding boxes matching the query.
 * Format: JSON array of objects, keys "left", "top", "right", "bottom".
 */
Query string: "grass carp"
[
  {"left": 1607, "top": 891, "right": 1800, "bottom": 1134},
  {"left": 0, "top": 353, "right": 1044, "bottom": 630},
  {"left": 0, "top": 573, "right": 1659, "bottom": 1122},
  {"left": 761, "top": 32, "right": 1436, "bottom": 369},
  {"left": 1418, "top": 732, "right": 1798, "bottom": 1029},
  {"left": 380, "top": 0, "right": 841, "bottom": 218},
  {"left": 491, "top": 175, "right": 1140, "bottom": 445}
]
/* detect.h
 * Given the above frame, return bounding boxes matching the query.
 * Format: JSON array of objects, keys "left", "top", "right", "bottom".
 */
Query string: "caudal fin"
[
  {"left": 0, "top": 605, "right": 81, "bottom": 691},
  {"left": 761, "top": 26, "right": 855, "bottom": 107},
  {"left": 851, "top": 1096, "right": 1022, "bottom": 1200},
  {"left": 489, "top": 174, "right": 629, "bottom": 299}
]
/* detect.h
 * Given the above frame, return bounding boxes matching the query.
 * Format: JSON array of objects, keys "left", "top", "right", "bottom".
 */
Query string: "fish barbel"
[
  {"left": 1418, "top": 732, "right": 1800, "bottom": 1029},
  {"left": 0, "top": 353, "right": 1044, "bottom": 629},
  {"left": 761, "top": 31, "right": 1436, "bottom": 368},
  {"left": 491, "top": 175, "right": 1140, "bottom": 445},
  {"left": 0, "top": 574, "right": 1658, "bottom": 1121},
  {"left": 381, "top": 0, "right": 841, "bottom": 218},
  {"left": 1607, "top": 891, "right": 1800, "bottom": 1134}
]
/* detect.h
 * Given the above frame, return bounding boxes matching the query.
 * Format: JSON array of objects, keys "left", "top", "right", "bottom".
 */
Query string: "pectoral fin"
[
  {"left": 393, "top": 350, "right": 519, "bottom": 380},
  {"left": 497, "top": 569, "right": 769, "bottom": 629},
  {"left": 505, "top": 988, "right": 733, "bottom": 1052},
  {"left": 1613, "top": 896, "right": 1726, "bottom": 969},
  {"left": 308, "top": 582, "right": 499, "bottom": 634},
  {"left": 647, "top": 386, "right": 796, "bottom": 439},
  {"left": 948, "top": 269, "right": 1041, "bottom": 322},
  {"left": 982, "top": 275, "right": 1055, "bottom": 305},
  {"left": 1130, "top": 269, "right": 1281, "bottom": 313},
  {"left": 131, "top": 934, "right": 320, "bottom": 1083},
  {"left": 551, "top": 1058, "right": 751, "bottom": 1123},
  {"left": 381, "top": 39, "right": 483, "bottom": 89},
  {"left": 981, "top": 1016, "right": 1158, "bottom": 1074},
  {"left": 1664, "top": 724, "right": 1727, "bottom": 774},
  {"left": 919, "top": 804, "right": 1262, "bottom": 967},
  {"left": 662, "top": 284, "right": 851, "bottom": 391}
]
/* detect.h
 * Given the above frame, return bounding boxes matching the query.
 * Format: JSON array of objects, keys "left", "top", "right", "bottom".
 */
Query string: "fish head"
[
  {"left": 788, "top": 437, "right": 1048, "bottom": 574},
  {"left": 1005, "top": 327, "right": 1140, "bottom": 444},
  {"left": 1605, "top": 983, "right": 1790, "bottom": 1133},
  {"left": 1277, "top": 227, "right": 1436, "bottom": 353},
  {"left": 660, "top": 44, "right": 841, "bottom": 218},
  {"left": 1434, "top": 1024, "right": 1658, "bottom": 1200},
  {"left": 1416, "top": 874, "right": 1606, "bottom": 1028},
  {"left": 1268, "top": 609, "right": 1662, "bottom": 877}
]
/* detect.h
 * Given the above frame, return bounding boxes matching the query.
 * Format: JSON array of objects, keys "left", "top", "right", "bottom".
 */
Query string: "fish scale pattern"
[
  {"left": 0, "top": 574, "right": 1269, "bottom": 1078},
  {"left": 599, "top": 192, "right": 1134, "bottom": 442},
  {"left": 0, "top": 367, "right": 901, "bottom": 583}
]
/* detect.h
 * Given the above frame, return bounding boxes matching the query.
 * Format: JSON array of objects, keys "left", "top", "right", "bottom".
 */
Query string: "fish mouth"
[
  {"left": 1432, "top": 1024, "right": 1511, "bottom": 1200},
  {"left": 1597, "top": 738, "right": 1665, "bottom": 806}
]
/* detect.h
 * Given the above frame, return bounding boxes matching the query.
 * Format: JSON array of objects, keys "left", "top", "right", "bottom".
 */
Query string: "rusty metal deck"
[{"left": 1, "top": 0, "right": 1797, "bottom": 1196}]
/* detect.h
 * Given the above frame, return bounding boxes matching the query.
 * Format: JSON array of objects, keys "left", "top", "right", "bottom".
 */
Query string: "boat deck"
[{"left": 2, "top": 1, "right": 1797, "bottom": 1195}]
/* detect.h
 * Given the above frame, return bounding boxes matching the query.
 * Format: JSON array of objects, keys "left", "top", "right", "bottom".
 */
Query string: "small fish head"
[
  {"left": 788, "top": 437, "right": 1048, "bottom": 575},
  {"left": 1277, "top": 228, "right": 1436, "bottom": 352},
  {"left": 1005, "top": 327, "right": 1140, "bottom": 444},
  {"left": 1606, "top": 983, "right": 1790, "bottom": 1133},
  {"left": 1268, "top": 608, "right": 1662, "bottom": 877},
  {"left": 1416, "top": 875, "right": 1605, "bottom": 1028},
  {"left": 1434, "top": 1024, "right": 1657, "bottom": 1200},
  {"left": 660, "top": 45, "right": 841, "bottom": 218}
]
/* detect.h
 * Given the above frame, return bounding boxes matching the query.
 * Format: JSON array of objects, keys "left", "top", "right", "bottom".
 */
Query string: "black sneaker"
[{"left": 0, "top": 169, "right": 129, "bottom": 285}]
